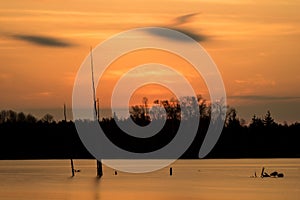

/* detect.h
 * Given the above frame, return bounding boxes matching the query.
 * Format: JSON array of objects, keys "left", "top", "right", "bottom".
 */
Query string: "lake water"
[{"left": 0, "top": 159, "right": 299, "bottom": 200}]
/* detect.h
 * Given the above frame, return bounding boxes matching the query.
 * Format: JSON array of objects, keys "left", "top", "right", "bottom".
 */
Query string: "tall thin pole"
[
  {"left": 97, "top": 98, "right": 100, "bottom": 122},
  {"left": 90, "top": 47, "right": 98, "bottom": 120},
  {"left": 64, "top": 103, "right": 67, "bottom": 122},
  {"left": 90, "top": 47, "right": 103, "bottom": 178}
]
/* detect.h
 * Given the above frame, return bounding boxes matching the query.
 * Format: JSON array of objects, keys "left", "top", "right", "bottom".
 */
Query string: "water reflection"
[{"left": 0, "top": 159, "right": 299, "bottom": 200}]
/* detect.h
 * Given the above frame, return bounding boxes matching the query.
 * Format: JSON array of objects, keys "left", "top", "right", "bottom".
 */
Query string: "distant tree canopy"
[
  {"left": 0, "top": 96, "right": 299, "bottom": 159},
  {"left": 0, "top": 110, "right": 51, "bottom": 124},
  {"left": 130, "top": 95, "right": 209, "bottom": 122},
  {"left": 41, "top": 113, "right": 54, "bottom": 123},
  {"left": 0, "top": 97, "right": 290, "bottom": 128}
]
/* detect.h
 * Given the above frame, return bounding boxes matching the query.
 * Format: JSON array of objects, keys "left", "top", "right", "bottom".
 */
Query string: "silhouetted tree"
[
  {"left": 240, "top": 118, "right": 247, "bottom": 127},
  {"left": 225, "top": 108, "right": 240, "bottom": 128},
  {"left": 17, "top": 112, "right": 26, "bottom": 123},
  {"left": 142, "top": 97, "right": 149, "bottom": 119},
  {"left": 149, "top": 102, "right": 167, "bottom": 120},
  {"left": 130, "top": 105, "right": 144, "bottom": 120},
  {"left": 249, "top": 114, "right": 264, "bottom": 129},
  {"left": 0, "top": 110, "right": 7, "bottom": 123},
  {"left": 263, "top": 110, "right": 277, "bottom": 128},
  {"left": 180, "top": 96, "right": 199, "bottom": 120},
  {"left": 210, "top": 99, "right": 226, "bottom": 123},
  {"left": 7, "top": 110, "right": 17, "bottom": 123},
  {"left": 197, "top": 95, "right": 209, "bottom": 120},
  {"left": 41, "top": 113, "right": 54, "bottom": 123},
  {"left": 26, "top": 114, "right": 37, "bottom": 123}
]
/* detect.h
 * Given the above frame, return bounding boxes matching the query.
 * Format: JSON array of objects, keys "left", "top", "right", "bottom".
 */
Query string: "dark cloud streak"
[
  {"left": 173, "top": 12, "right": 200, "bottom": 26},
  {"left": 144, "top": 12, "right": 208, "bottom": 42},
  {"left": 12, "top": 34, "right": 74, "bottom": 47},
  {"left": 144, "top": 27, "right": 207, "bottom": 42}
]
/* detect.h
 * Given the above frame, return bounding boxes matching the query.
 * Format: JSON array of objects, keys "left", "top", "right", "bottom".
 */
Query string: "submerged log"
[
  {"left": 270, "top": 171, "right": 278, "bottom": 177},
  {"left": 277, "top": 173, "right": 284, "bottom": 178}
]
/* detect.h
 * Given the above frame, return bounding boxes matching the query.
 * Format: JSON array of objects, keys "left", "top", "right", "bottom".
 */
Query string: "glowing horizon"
[{"left": 1, "top": 0, "right": 300, "bottom": 123}]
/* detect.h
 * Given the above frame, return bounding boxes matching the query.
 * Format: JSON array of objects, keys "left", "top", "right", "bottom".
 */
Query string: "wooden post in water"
[
  {"left": 97, "top": 160, "right": 103, "bottom": 177},
  {"left": 66, "top": 105, "right": 75, "bottom": 177},
  {"left": 70, "top": 159, "right": 75, "bottom": 177}
]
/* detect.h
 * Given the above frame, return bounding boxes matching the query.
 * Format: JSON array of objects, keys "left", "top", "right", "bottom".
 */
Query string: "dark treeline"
[{"left": 0, "top": 96, "right": 299, "bottom": 159}]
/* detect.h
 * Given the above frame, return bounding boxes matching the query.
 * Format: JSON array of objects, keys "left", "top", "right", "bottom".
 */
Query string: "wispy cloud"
[
  {"left": 235, "top": 74, "right": 276, "bottom": 87},
  {"left": 0, "top": 73, "right": 12, "bottom": 80},
  {"left": 12, "top": 34, "right": 75, "bottom": 47},
  {"left": 22, "top": 91, "right": 53, "bottom": 100},
  {"left": 228, "top": 95, "right": 300, "bottom": 101}
]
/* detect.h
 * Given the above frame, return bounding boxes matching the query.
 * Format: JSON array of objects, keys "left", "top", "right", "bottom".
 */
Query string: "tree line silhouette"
[{"left": 0, "top": 96, "right": 299, "bottom": 159}]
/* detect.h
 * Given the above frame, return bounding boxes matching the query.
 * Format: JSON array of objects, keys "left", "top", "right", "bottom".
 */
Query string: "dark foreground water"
[{"left": 0, "top": 159, "right": 299, "bottom": 200}]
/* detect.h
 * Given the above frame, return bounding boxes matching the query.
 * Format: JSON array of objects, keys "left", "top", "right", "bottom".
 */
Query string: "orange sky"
[
  {"left": 97, "top": 49, "right": 208, "bottom": 108},
  {"left": 0, "top": 0, "right": 300, "bottom": 123}
]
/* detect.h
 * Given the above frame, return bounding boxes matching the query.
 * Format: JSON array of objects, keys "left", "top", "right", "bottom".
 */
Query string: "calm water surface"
[{"left": 0, "top": 159, "right": 299, "bottom": 200}]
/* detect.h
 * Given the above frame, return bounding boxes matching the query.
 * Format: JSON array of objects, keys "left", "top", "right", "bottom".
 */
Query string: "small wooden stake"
[
  {"left": 71, "top": 159, "right": 75, "bottom": 177},
  {"left": 97, "top": 160, "right": 103, "bottom": 177}
]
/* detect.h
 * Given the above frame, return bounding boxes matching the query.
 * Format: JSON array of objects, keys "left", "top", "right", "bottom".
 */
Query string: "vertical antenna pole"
[
  {"left": 90, "top": 47, "right": 103, "bottom": 178},
  {"left": 97, "top": 98, "right": 100, "bottom": 122},
  {"left": 64, "top": 103, "right": 67, "bottom": 122},
  {"left": 90, "top": 47, "right": 98, "bottom": 120}
]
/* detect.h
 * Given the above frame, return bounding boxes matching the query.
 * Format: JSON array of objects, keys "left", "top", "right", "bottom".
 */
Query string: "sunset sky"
[{"left": 1, "top": 0, "right": 300, "bottom": 123}]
